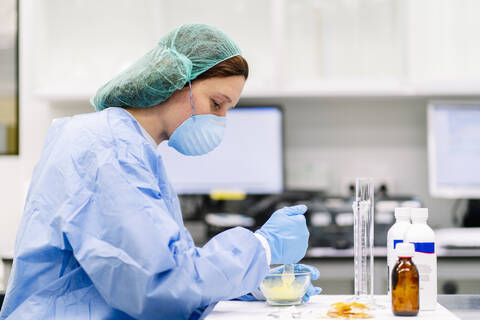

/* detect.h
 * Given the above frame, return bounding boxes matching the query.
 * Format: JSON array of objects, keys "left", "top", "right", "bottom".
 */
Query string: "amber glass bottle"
[{"left": 391, "top": 243, "right": 419, "bottom": 316}]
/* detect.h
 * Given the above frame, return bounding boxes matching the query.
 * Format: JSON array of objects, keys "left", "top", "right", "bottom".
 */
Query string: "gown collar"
[{"left": 113, "top": 107, "right": 159, "bottom": 149}]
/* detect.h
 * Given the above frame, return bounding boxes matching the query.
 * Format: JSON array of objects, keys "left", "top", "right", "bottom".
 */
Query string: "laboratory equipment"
[
  {"left": 391, "top": 243, "right": 419, "bottom": 316},
  {"left": 428, "top": 100, "right": 480, "bottom": 198},
  {"left": 387, "top": 207, "right": 411, "bottom": 295},
  {"left": 375, "top": 197, "right": 421, "bottom": 247},
  {"left": 405, "top": 208, "right": 437, "bottom": 311},
  {"left": 260, "top": 269, "right": 311, "bottom": 306},
  {"left": 351, "top": 178, "right": 375, "bottom": 305},
  {"left": 309, "top": 197, "right": 354, "bottom": 249},
  {"left": 308, "top": 195, "right": 421, "bottom": 250},
  {"left": 205, "top": 213, "right": 255, "bottom": 238},
  {"left": 159, "top": 106, "right": 284, "bottom": 194},
  {"left": 435, "top": 227, "right": 480, "bottom": 249},
  {"left": 428, "top": 101, "right": 480, "bottom": 226},
  {"left": 262, "top": 264, "right": 321, "bottom": 305},
  {"left": 282, "top": 263, "right": 295, "bottom": 288}
]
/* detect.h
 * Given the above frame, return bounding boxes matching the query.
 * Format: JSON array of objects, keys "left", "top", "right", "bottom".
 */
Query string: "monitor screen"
[
  {"left": 158, "top": 106, "right": 284, "bottom": 194},
  {"left": 428, "top": 101, "right": 480, "bottom": 198}
]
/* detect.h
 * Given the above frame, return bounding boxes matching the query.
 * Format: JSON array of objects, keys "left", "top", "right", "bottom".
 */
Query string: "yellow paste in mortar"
[{"left": 261, "top": 283, "right": 305, "bottom": 301}]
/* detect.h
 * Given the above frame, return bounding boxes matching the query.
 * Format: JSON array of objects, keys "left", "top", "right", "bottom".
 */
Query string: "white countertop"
[{"left": 206, "top": 295, "right": 460, "bottom": 319}]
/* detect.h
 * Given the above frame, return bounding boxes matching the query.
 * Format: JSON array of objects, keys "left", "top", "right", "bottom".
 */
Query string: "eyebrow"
[{"left": 219, "top": 94, "right": 232, "bottom": 104}]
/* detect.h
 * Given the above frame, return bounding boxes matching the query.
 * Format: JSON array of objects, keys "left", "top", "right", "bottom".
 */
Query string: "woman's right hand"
[{"left": 255, "top": 205, "right": 310, "bottom": 265}]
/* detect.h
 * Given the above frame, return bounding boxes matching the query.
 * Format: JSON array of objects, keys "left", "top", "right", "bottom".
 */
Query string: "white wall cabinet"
[
  {"left": 406, "top": 0, "right": 480, "bottom": 94},
  {"left": 32, "top": 0, "right": 480, "bottom": 101},
  {"left": 282, "top": 0, "right": 480, "bottom": 96},
  {"left": 284, "top": 0, "right": 405, "bottom": 92},
  {"left": 33, "top": 0, "right": 277, "bottom": 99}
]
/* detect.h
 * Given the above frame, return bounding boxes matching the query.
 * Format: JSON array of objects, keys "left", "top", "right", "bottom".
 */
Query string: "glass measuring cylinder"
[{"left": 352, "top": 178, "right": 375, "bottom": 304}]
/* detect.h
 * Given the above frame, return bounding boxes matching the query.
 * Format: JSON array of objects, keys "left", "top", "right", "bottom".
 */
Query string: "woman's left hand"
[{"left": 237, "top": 264, "right": 322, "bottom": 302}]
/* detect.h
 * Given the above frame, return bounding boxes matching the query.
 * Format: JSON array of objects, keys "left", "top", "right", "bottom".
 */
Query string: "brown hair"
[{"left": 195, "top": 55, "right": 249, "bottom": 81}]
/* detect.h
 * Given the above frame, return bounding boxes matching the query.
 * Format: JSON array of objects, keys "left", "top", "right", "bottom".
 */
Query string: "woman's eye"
[{"left": 211, "top": 100, "right": 221, "bottom": 111}]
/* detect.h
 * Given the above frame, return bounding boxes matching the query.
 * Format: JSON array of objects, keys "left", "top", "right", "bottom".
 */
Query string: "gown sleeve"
[{"left": 63, "top": 153, "right": 269, "bottom": 320}]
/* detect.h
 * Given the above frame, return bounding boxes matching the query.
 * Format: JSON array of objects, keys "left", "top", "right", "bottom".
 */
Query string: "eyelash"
[{"left": 211, "top": 99, "right": 221, "bottom": 111}]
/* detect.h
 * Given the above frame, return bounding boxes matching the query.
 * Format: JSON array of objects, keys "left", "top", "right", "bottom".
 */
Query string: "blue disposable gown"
[{"left": 0, "top": 107, "right": 269, "bottom": 320}]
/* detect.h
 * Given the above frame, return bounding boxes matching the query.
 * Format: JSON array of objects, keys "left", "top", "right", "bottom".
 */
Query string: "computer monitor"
[
  {"left": 428, "top": 101, "right": 480, "bottom": 198},
  {"left": 158, "top": 106, "right": 284, "bottom": 194}
]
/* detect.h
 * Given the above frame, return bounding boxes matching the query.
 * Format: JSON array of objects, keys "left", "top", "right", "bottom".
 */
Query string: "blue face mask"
[{"left": 168, "top": 81, "right": 227, "bottom": 156}]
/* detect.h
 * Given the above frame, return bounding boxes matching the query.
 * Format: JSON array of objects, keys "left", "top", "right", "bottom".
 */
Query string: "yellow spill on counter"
[{"left": 326, "top": 302, "right": 373, "bottom": 319}]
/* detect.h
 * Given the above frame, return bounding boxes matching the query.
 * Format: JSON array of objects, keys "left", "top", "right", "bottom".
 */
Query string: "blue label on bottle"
[
  {"left": 393, "top": 239, "right": 403, "bottom": 249},
  {"left": 412, "top": 242, "right": 435, "bottom": 254}
]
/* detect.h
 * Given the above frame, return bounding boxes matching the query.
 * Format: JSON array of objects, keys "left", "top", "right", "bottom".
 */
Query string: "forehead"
[{"left": 196, "top": 76, "right": 245, "bottom": 98}]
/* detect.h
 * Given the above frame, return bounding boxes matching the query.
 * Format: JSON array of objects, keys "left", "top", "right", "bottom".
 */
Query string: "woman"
[{"left": 0, "top": 24, "right": 320, "bottom": 320}]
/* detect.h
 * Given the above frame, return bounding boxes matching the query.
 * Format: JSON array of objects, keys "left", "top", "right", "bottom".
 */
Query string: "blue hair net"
[{"left": 91, "top": 24, "right": 242, "bottom": 111}]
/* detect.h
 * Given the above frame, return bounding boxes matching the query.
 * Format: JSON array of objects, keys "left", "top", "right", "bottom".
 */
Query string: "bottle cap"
[
  {"left": 396, "top": 242, "right": 415, "bottom": 258},
  {"left": 411, "top": 208, "right": 428, "bottom": 222},
  {"left": 394, "top": 207, "right": 410, "bottom": 220}
]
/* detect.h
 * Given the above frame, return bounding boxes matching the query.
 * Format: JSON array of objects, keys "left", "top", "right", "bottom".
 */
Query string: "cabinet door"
[
  {"left": 284, "top": 0, "right": 405, "bottom": 92},
  {"left": 157, "top": 0, "right": 275, "bottom": 93},
  {"left": 407, "top": 0, "right": 480, "bottom": 91}
]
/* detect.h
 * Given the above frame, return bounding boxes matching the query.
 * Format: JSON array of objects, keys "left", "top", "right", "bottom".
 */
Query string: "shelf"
[
  {"left": 35, "top": 81, "right": 480, "bottom": 103},
  {"left": 409, "top": 81, "right": 480, "bottom": 97},
  {"left": 282, "top": 80, "right": 413, "bottom": 97}
]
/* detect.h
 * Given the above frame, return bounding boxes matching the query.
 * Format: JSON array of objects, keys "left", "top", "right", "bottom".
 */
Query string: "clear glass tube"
[{"left": 352, "top": 178, "right": 375, "bottom": 304}]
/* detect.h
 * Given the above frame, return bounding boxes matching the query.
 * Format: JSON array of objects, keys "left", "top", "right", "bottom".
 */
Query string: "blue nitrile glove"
[
  {"left": 255, "top": 205, "right": 309, "bottom": 264},
  {"left": 238, "top": 264, "right": 322, "bottom": 303}
]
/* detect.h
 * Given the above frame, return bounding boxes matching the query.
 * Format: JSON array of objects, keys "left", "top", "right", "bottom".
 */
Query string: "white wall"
[{"left": 0, "top": 1, "right": 84, "bottom": 260}]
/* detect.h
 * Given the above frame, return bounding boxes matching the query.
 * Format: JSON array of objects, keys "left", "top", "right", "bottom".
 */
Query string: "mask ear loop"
[{"left": 188, "top": 80, "right": 195, "bottom": 117}]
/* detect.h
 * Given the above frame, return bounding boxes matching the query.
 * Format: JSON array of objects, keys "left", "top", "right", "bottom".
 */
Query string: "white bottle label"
[{"left": 411, "top": 242, "right": 437, "bottom": 311}]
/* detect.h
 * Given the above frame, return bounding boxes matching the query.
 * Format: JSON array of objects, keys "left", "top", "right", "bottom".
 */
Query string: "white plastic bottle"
[
  {"left": 387, "top": 207, "right": 411, "bottom": 296},
  {"left": 405, "top": 208, "right": 437, "bottom": 311}
]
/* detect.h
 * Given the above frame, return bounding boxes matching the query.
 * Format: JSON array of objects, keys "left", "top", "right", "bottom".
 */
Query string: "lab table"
[
  {"left": 438, "top": 295, "right": 480, "bottom": 320},
  {"left": 206, "top": 295, "right": 480, "bottom": 319}
]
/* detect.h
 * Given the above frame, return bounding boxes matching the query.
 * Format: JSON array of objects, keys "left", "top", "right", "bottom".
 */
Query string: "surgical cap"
[{"left": 91, "top": 24, "right": 242, "bottom": 111}]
